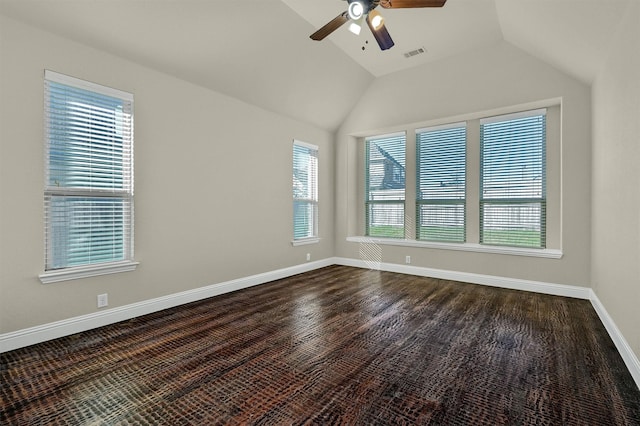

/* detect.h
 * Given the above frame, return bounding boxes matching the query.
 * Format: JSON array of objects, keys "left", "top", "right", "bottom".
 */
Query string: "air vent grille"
[{"left": 404, "top": 47, "right": 426, "bottom": 59}]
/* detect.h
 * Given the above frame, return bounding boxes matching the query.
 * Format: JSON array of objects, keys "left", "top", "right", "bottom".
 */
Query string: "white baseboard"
[
  {"left": 0, "top": 258, "right": 334, "bottom": 353},
  {"left": 590, "top": 291, "right": 640, "bottom": 388},
  {"left": 333, "top": 257, "right": 591, "bottom": 299},
  {"left": 2, "top": 257, "right": 638, "bottom": 392}
]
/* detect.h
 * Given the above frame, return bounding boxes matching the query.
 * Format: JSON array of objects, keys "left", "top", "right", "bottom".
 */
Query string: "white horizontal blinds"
[
  {"left": 44, "top": 197, "right": 132, "bottom": 267},
  {"left": 293, "top": 141, "right": 318, "bottom": 240},
  {"left": 44, "top": 71, "right": 134, "bottom": 270},
  {"left": 480, "top": 109, "right": 546, "bottom": 248},
  {"left": 416, "top": 123, "right": 466, "bottom": 242},
  {"left": 365, "top": 132, "right": 406, "bottom": 238}
]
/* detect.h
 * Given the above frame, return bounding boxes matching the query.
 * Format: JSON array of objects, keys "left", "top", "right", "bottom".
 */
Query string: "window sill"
[
  {"left": 39, "top": 260, "right": 139, "bottom": 284},
  {"left": 291, "top": 237, "right": 320, "bottom": 246},
  {"left": 346, "top": 236, "right": 562, "bottom": 259}
]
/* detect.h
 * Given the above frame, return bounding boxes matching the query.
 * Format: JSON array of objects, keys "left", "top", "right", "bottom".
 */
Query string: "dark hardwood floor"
[{"left": 1, "top": 265, "right": 639, "bottom": 425}]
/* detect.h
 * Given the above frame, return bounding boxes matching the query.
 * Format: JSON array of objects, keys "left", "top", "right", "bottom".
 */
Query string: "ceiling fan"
[{"left": 310, "top": 0, "right": 447, "bottom": 51}]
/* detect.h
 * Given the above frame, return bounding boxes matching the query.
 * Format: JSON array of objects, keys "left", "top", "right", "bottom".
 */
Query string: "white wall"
[
  {"left": 0, "top": 16, "right": 334, "bottom": 333},
  {"left": 335, "top": 41, "right": 592, "bottom": 288},
  {"left": 592, "top": 1, "right": 640, "bottom": 358}
]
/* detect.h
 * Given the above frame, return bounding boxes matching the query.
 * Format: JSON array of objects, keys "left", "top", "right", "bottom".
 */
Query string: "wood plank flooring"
[{"left": 1, "top": 265, "right": 639, "bottom": 425}]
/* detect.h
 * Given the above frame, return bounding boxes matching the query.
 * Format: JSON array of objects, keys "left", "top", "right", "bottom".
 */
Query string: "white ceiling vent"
[{"left": 403, "top": 47, "right": 426, "bottom": 59}]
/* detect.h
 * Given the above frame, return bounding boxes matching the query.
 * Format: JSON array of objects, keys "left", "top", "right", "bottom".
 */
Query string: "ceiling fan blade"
[
  {"left": 310, "top": 12, "right": 349, "bottom": 41},
  {"left": 366, "top": 12, "right": 395, "bottom": 51},
  {"left": 379, "top": 0, "right": 446, "bottom": 8}
]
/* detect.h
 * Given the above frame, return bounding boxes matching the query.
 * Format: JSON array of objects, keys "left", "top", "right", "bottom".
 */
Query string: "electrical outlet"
[
  {"left": 97, "top": 293, "right": 108, "bottom": 308},
  {"left": 306, "top": 253, "right": 311, "bottom": 261},
  {"left": 405, "top": 255, "right": 411, "bottom": 264}
]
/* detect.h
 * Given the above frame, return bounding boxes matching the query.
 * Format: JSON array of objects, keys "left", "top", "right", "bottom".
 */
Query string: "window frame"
[
  {"left": 291, "top": 140, "right": 319, "bottom": 246},
  {"left": 39, "top": 70, "right": 138, "bottom": 284}
]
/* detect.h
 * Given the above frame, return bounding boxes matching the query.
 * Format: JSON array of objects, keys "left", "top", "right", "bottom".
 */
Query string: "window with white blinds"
[
  {"left": 365, "top": 133, "right": 406, "bottom": 238},
  {"left": 480, "top": 109, "right": 546, "bottom": 248},
  {"left": 293, "top": 140, "right": 318, "bottom": 241},
  {"left": 44, "top": 70, "right": 134, "bottom": 271},
  {"left": 416, "top": 123, "right": 466, "bottom": 242}
]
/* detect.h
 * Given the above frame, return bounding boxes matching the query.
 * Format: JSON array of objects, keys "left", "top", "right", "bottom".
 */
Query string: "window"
[
  {"left": 43, "top": 71, "right": 135, "bottom": 278},
  {"left": 365, "top": 132, "right": 406, "bottom": 238},
  {"left": 350, "top": 104, "right": 559, "bottom": 258},
  {"left": 292, "top": 140, "right": 318, "bottom": 242},
  {"left": 480, "top": 109, "right": 546, "bottom": 248},
  {"left": 416, "top": 123, "right": 466, "bottom": 242}
]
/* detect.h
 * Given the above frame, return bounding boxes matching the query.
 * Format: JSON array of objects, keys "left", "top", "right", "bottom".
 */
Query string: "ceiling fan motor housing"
[{"left": 347, "top": 1, "right": 366, "bottom": 20}]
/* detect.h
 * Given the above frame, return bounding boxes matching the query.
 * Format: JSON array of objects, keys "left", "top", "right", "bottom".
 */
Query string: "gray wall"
[
  {"left": 591, "top": 1, "right": 640, "bottom": 358},
  {"left": 335, "top": 41, "right": 592, "bottom": 288},
  {"left": 0, "top": 16, "right": 335, "bottom": 333}
]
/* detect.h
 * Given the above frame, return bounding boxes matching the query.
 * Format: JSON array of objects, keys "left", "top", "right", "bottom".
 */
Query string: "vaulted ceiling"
[{"left": 0, "top": 0, "right": 631, "bottom": 131}]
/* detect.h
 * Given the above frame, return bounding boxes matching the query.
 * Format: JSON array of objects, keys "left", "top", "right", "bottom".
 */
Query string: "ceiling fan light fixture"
[
  {"left": 368, "top": 10, "right": 385, "bottom": 31},
  {"left": 366, "top": 10, "right": 394, "bottom": 50},
  {"left": 347, "top": 1, "right": 365, "bottom": 20},
  {"left": 348, "top": 21, "right": 362, "bottom": 35}
]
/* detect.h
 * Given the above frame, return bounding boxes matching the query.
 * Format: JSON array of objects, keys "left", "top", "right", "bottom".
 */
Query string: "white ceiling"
[{"left": 0, "top": 0, "right": 631, "bottom": 131}]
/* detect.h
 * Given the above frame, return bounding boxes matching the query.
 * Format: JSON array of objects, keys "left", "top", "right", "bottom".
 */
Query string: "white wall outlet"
[
  {"left": 405, "top": 255, "right": 411, "bottom": 264},
  {"left": 306, "top": 253, "right": 311, "bottom": 261},
  {"left": 97, "top": 293, "right": 108, "bottom": 308}
]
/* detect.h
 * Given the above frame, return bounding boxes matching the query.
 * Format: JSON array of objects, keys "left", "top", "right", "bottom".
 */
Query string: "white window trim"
[
  {"left": 291, "top": 237, "right": 321, "bottom": 246},
  {"left": 292, "top": 139, "right": 318, "bottom": 151},
  {"left": 45, "top": 70, "right": 133, "bottom": 102},
  {"left": 346, "top": 236, "right": 562, "bottom": 259},
  {"left": 39, "top": 260, "right": 139, "bottom": 284}
]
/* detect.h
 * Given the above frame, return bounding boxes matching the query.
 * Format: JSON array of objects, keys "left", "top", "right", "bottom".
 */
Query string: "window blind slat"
[{"left": 45, "top": 195, "right": 131, "bottom": 269}]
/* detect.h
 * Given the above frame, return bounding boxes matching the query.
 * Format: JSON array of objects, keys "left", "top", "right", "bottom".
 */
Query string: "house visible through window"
[
  {"left": 480, "top": 109, "right": 546, "bottom": 248},
  {"left": 292, "top": 140, "right": 318, "bottom": 242},
  {"left": 43, "top": 70, "right": 134, "bottom": 275},
  {"left": 365, "top": 132, "right": 406, "bottom": 238}
]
